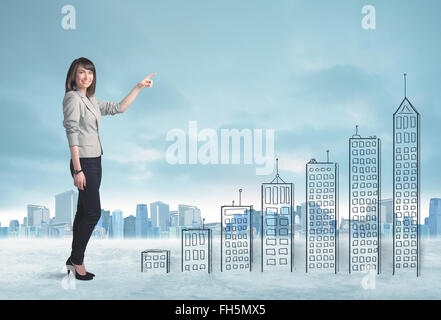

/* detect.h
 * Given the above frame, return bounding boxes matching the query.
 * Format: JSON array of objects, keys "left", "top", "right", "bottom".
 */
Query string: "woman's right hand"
[{"left": 74, "top": 172, "right": 86, "bottom": 190}]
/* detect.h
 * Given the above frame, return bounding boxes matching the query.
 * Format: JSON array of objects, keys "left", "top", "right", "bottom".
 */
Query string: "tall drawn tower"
[
  {"left": 306, "top": 151, "right": 339, "bottom": 273},
  {"left": 393, "top": 74, "right": 420, "bottom": 276},
  {"left": 261, "top": 159, "right": 294, "bottom": 272},
  {"left": 349, "top": 126, "right": 381, "bottom": 274}
]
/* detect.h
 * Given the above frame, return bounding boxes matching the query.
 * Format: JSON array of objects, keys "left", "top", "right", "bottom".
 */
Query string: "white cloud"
[
  {"left": 107, "top": 145, "right": 163, "bottom": 164},
  {"left": 129, "top": 170, "right": 153, "bottom": 181},
  {"left": 278, "top": 155, "right": 310, "bottom": 175}
]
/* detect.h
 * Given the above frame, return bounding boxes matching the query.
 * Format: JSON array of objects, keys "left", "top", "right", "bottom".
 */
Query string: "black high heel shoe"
[
  {"left": 66, "top": 258, "right": 95, "bottom": 280},
  {"left": 66, "top": 257, "right": 95, "bottom": 277}
]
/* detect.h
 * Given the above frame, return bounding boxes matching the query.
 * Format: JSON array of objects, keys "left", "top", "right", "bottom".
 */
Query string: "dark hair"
[{"left": 65, "top": 57, "right": 96, "bottom": 98}]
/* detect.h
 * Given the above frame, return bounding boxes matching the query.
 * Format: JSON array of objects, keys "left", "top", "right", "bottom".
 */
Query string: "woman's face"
[{"left": 75, "top": 65, "right": 94, "bottom": 91}]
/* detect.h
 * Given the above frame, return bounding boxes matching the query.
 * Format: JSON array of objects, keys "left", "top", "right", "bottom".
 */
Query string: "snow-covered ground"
[{"left": 0, "top": 237, "right": 440, "bottom": 299}]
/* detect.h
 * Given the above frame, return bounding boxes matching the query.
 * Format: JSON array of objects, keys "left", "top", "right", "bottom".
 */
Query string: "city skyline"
[
  {"left": 2, "top": 194, "right": 441, "bottom": 234},
  {"left": 2, "top": 1, "right": 441, "bottom": 230}
]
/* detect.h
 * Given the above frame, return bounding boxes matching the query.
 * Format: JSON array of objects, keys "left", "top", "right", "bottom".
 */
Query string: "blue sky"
[{"left": 0, "top": 0, "right": 440, "bottom": 225}]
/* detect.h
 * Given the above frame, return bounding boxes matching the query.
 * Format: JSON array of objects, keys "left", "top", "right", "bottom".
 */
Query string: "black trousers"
[{"left": 69, "top": 156, "right": 102, "bottom": 265}]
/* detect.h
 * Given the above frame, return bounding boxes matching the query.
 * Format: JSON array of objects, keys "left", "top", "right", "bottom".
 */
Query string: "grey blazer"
[{"left": 62, "top": 89, "right": 121, "bottom": 158}]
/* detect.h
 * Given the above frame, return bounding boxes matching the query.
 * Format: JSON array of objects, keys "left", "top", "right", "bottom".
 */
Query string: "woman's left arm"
[{"left": 119, "top": 73, "right": 156, "bottom": 113}]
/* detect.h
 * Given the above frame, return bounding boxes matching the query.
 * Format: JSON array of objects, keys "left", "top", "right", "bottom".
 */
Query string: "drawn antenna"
[
  {"left": 270, "top": 158, "right": 286, "bottom": 183},
  {"left": 326, "top": 150, "right": 330, "bottom": 163},
  {"left": 353, "top": 125, "right": 361, "bottom": 138},
  {"left": 404, "top": 73, "right": 407, "bottom": 98},
  {"left": 239, "top": 189, "right": 243, "bottom": 206}
]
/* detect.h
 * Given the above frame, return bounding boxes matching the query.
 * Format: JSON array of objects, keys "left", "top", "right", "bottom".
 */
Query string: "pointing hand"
[{"left": 136, "top": 73, "right": 156, "bottom": 89}]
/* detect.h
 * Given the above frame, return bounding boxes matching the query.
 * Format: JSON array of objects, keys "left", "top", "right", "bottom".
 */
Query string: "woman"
[{"left": 62, "top": 57, "right": 155, "bottom": 280}]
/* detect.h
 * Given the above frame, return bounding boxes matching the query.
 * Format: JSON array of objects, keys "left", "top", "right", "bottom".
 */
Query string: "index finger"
[{"left": 145, "top": 73, "right": 157, "bottom": 79}]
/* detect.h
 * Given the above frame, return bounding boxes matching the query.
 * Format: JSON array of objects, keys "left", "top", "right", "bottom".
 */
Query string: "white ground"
[{"left": 0, "top": 237, "right": 440, "bottom": 299}]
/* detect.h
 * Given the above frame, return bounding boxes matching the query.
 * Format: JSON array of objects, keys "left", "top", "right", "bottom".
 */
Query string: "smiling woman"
[{"left": 62, "top": 57, "right": 156, "bottom": 281}]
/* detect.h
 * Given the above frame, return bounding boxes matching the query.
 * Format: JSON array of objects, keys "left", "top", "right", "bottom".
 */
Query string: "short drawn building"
[
  {"left": 141, "top": 249, "right": 170, "bottom": 273},
  {"left": 181, "top": 228, "right": 212, "bottom": 273}
]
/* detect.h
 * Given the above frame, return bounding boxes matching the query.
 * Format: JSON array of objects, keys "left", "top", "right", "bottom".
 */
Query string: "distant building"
[
  {"left": 427, "top": 198, "right": 441, "bottom": 237},
  {"left": 380, "top": 199, "right": 393, "bottom": 224},
  {"left": 111, "top": 210, "right": 124, "bottom": 239},
  {"left": 150, "top": 201, "right": 170, "bottom": 231},
  {"left": 91, "top": 226, "right": 106, "bottom": 238},
  {"left": 101, "top": 209, "right": 111, "bottom": 237},
  {"left": 420, "top": 223, "right": 430, "bottom": 239},
  {"left": 294, "top": 205, "right": 301, "bottom": 225},
  {"left": 204, "top": 222, "right": 221, "bottom": 237},
  {"left": 297, "top": 202, "right": 307, "bottom": 236},
  {"left": 18, "top": 224, "right": 27, "bottom": 238},
  {"left": 136, "top": 204, "right": 148, "bottom": 238},
  {"left": 168, "top": 225, "right": 186, "bottom": 238},
  {"left": 124, "top": 215, "right": 136, "bottom": 238},
  {"left": 9, "top": 220, "right": 19, "bottom": 233},
  {"left": 54, "top": 190, "right": 78, "bottom": 226},
  {"left": 340, "top": 218, "right": 350, "bottom": 234},
  {"left": 0, "top": 227, "right": 8, "bottom": 238},
  {"left": 251, "top": 210, "right": 261, "bottom": 237},
  {"left": 381, "top": 223, "right": 393, "bottom": 238},
  {"left": 178, "top": 205, "right": 201, "bottom": 227},
  {"left": 169, "top": 210, "right": 179, "bottom": 227},
  {"left": 27, "top": 205, "right": 50, "bottom": 227}
]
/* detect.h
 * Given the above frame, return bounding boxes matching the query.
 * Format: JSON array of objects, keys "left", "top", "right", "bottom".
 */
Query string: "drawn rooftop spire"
[
  {"left": 394, "top": 74, "right": 419, "bottom": 116},
  {"left": 270, "top": 158, "right": 286, "bottom": 183},
  {"left": 404, "top": 73, "right": 407, "bottom": 98},
  {"left": 352, "top": 125, "right": 361, "bottom": 138}
]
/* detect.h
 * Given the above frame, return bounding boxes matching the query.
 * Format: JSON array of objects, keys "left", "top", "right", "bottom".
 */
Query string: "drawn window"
[
  {"left": 280, "top": 186, "right": 286, "bottom": 204},
  {"left": 396, "top": 116, "right": 402, "bottom": 129},
  {"left": 199, "top": 232, "right": 205, "bottom": 245},
  {"left": 273, "top": 186, "right": 279, "bottom": 204},
  {"left": 265, "top": 187, "right": 271, "bottom": 204},
  {"left": 403, "top": 116, "right": 408, "bottom": 129},
  {"left": 185, "top": 233, "right": 191, "bottom": 246}
]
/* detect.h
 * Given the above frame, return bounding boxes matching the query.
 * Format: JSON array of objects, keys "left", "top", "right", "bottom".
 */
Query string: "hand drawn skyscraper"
[
  {"left": 393, "top": 74, "right": 420, "bottom": 276},
  {"left": 306, "top": 152, "right": 339, "bottom": 273},
  {"left": 349, "top": 126, "right": 381, "bottom": 274},
  {"left": 261, "top": 159, "right": 294, "bottom": 272}
]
